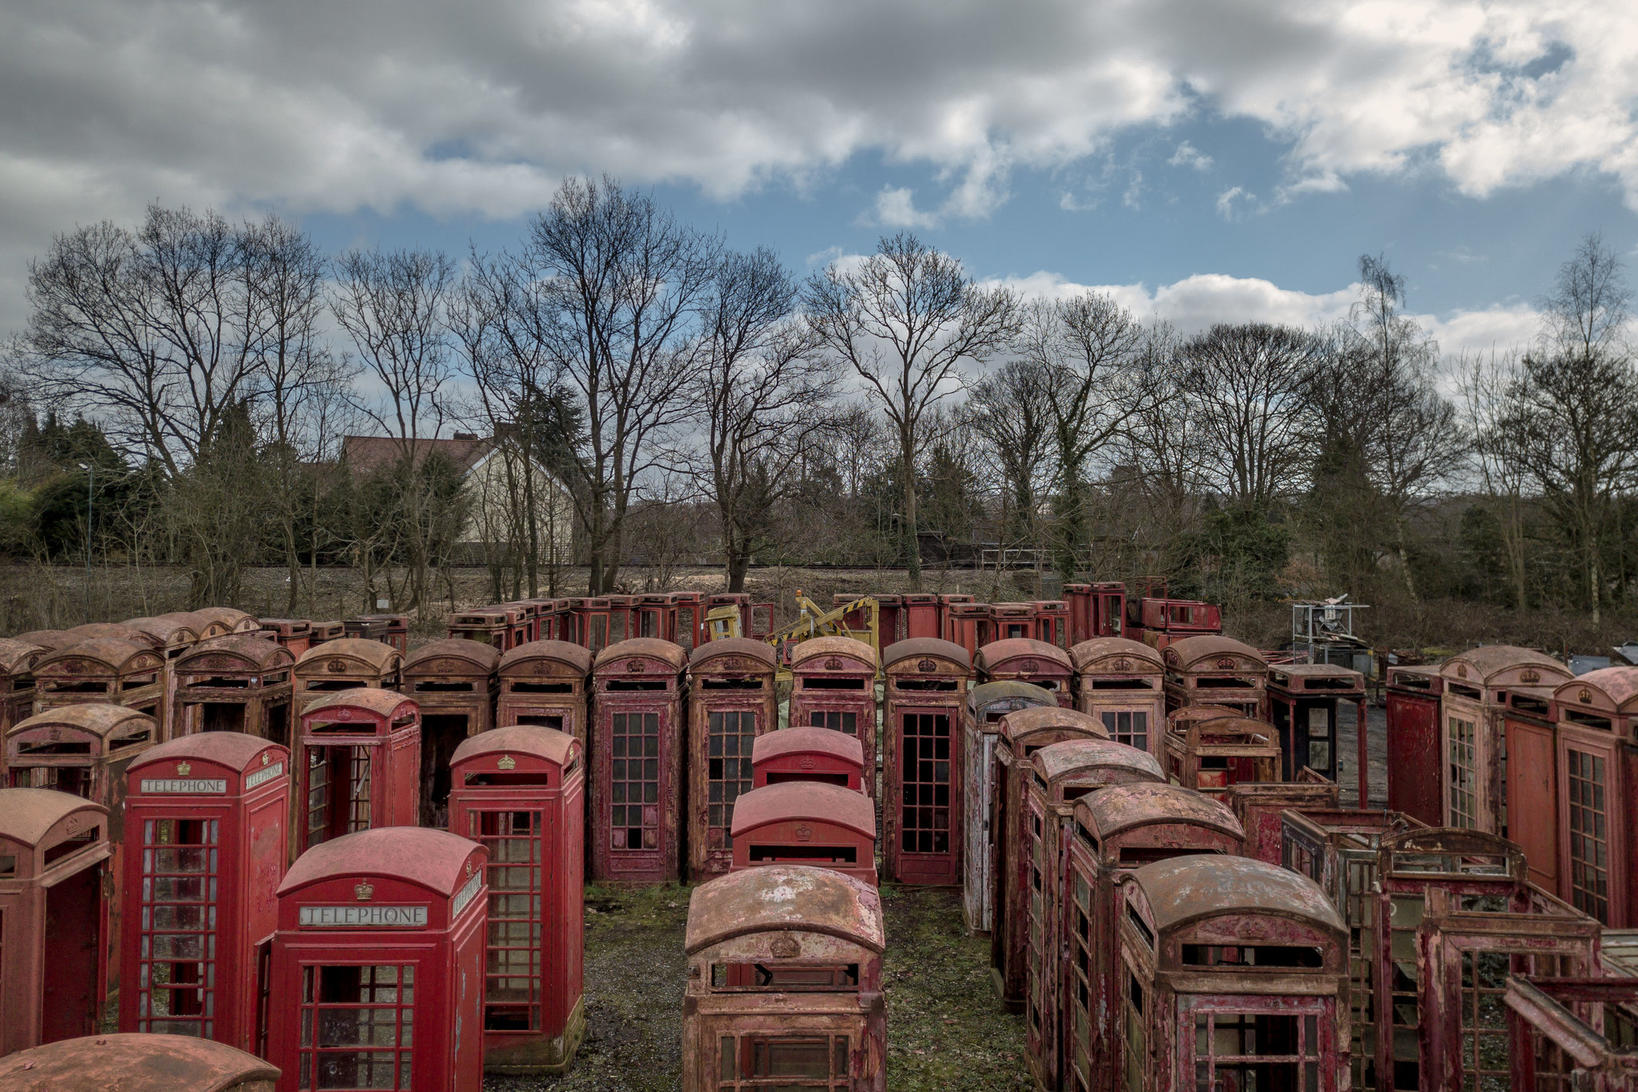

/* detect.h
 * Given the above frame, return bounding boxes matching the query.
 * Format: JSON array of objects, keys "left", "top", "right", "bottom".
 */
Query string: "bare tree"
[
  {"left": 805, "top": 232, "right": 1020, "bottom": 588},
  {"left": 1456, "top": 350, "right": 1531, "bottom": 608},
  {"left": 964, "top": 358, "right": 1057, "bottom": 547},
  {"left": 330, "top": 247, "right": 457, "bottom": 610},
  {"left": 525, "top": 176, "right": 716, "bottom": 594},
  {"left": 694, "top": 248, "right": 834, "bottom": 591}
]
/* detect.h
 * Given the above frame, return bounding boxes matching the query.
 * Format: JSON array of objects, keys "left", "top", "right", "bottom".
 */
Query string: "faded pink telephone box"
[
  {"left": 496, "top": 640, "right": 593, "bottom": 748},
  {"left": 172, "top": 635, "right": 295, "bottom": 745},
  {"left": 1385, "top": 664, "right": 1444, "bottom": 826},
  {"left": 729, "top": 780, "right": 878, "bottom": 886},
  {"left": 448, "top": 725, "right": 585, "bottom": 1073},
  {"left": 1550, "top": 666, "right": 1638, "bottom": 925},
  {"left": 0, "top": 788, "right": 110, "bottom": 1055},
  {"left": 1069, "top": 637, "right": 1165, "bottom": 756},
  {"left": 294, "top": 689, "right": 420, "bottom": 858},
  {"left": 1161, "top": 634, "right": 1267, "bottom": 718},
  {"left": 268, "top": 827, "right": 488, "bottom": 1092},
  {"left": 687, "top": 638, "right": 778, "bottom": 879},
  {"left": 975, "top": 638, "right": 1073, "bottom": 707},
  {"left": 119, "top": 732, "right": 289, "bottom": 1054},
  {"left": 401, "top": 637, "right": 500, "bottom": 826},
  {"left": 788, "top": 636, "right": 878, "bottom": 796},
  {"left": 881, "top": 638, "right": 971, "bottom": 885},
  {"left": 590, "top": 638, "right": 686, "bottom": 883},
  {"left": 752, "top": 726, "right": 865, "bottom": 791}
]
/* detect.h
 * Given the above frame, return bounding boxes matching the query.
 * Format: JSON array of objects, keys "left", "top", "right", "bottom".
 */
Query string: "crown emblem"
[
  {"left": 1113, "top": 658, "right": 1131, "bottom": 671},
  {"left": 770, "top": 935, "right": 800, "bottom": 959},
  {"left": 794, "top": 824, "right": 813, "bottom": 842},
  {"left": 497, "top": 754, "right": 516, "bottom": 770},
  {"left": 799, "top": 757, "right": 815, "bottom": 770},
  {"left": 917, "top": 658, "right": 936, "bottom": 673},
  {"left": 261, "top": 751, "right": 271, "bottom": 765},
  {"left": 1456, "top": 665, "right": 1469, "bottom": 678},
  {"left": 354, "top": 880, "right": 375, "bottom": 901},
  {"left": 1215, "top": 656, "right": 1237, "bottom": 670},
  {"left": 824, "top": 657, "right": 843, "bottom": 671},
  {"left": 176, "top": 762, "right": 192, "bottom": 777},
  {"left": 1581, "top": 687, "right": 1594, "bottom": 704},
  {"left": 326, "top": 658, "right": 348, "bottom": 673},
  {"left": 1021, "top": 659, "right": 1039, "bottom": 673},
  {"left": 1521, "top": 668, "right": 1541, "bottom": 684},
  {"left": 626, "top": 659, "right": 644, "bottom": 673}
]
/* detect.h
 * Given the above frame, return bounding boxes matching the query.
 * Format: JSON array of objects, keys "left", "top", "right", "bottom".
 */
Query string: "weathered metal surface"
[
  {"left": 882, "top": 638, "right": 971, "bottom": 885},
  {"left": 270, "top": 827, "right": 488, "bottom": 1092},
  {"left": 1119, "top": 855, "right": 1349, "bottom": 1092},
  {"left": 63, "top": 621, "right": 163, "bottom": 649},
  {"left": 683, "top": 865, "right": 887, "bottom": 1091},
  {"left": 0, "top": 637, "right": 44, "bottom": 770},
  {"left": 172, "top": 634, "right": 295, "bottom": 745},
  {"left": 496, "top": 639, "right": 594, "bottom": 747},
  {"left": 687, "top": 637, "right": 778, "bottom": 880},
  {"left": 1267, "top": 663, "right": 1366, "bottom": 799},
  {"left": 1385, "top": 664, "right": 1444, "bottom": 826},
  {"left": 974, "top": 637, "right": 1074, "bottom": 706},
  {"left": 449, "top": 723, "right": 586, "bottom": 1074},
  {"left": 293, "top": 687, "right": 420, "bottom": 858},
  {"left": 290, "top": 637, "right": 402, "bottom": 711},
  {"left": 11, "top": 628, "right": 76, "bottom": 650},
  {"left": 751, "top": 726, "right": 866, "bottom": 791},
  {"left": 120, "top": 732, "right": 290, "bottom": 1054},
  {"left": 962, "top": 681, "right": 1057, "bottom": 929},
  {"left": 1229, "top": 778, "right": 1343, "bottom": 864},
  {"left": 255, "top": 617, "right": 312, "bottom": 657},
  {"left": 1505, "top": 976, "right": 1638, "bottom": 1092},
  {"left": 403, "top": 637, "right": 501, "bottom": 826},
  {"left": 1551, "top": 666, "right": 1638, "bottom": 926},
  {"left": 591, "top": 638, "right": 685, "bottom": 883},
  {"left": 1022, "top": 738, "right": 1164, "bottom": 1090},
  {"left": 1162, "top": 634, "right": 1269, "bottom": 721},
  {"left": 1124, "top": 595, "right": 1222, "bottom": 651},
  {"left": 448, "top": 604, "right": 531, "bottom": 650},
  {"left": 1163, "top": 709, "right": 1282, "bottom": 800},
  {"left": 124, "top": 614, "right": 202, "bottom": 648},
  {"left": 188, "top": 607, "right": 260, "bottom": 635},
  {"left": 730, "top": 781, "right": 878, "bottom": 885},
  {"left": 0, "top": 787, "right": 112, "bottom": 1056},
  {"left": 1064, "top": 581, "right": 1126, "bottom": 645},
  {"left": 788, "top": 636, "right": 878, "bottom": 797},
  {"left": 0, "top": 1032, "right": 279, "bottom": 1091},
  {"left": 32, "top": 637, "right": 168, "bottom": 741}
]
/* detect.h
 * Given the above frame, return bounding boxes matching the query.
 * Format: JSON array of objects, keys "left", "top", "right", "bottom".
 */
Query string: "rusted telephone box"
[
  {"left": 752, "top": 726, "right": 866, "bottom": 791},
  {"left": 120, "top": 732, "right": 289, "bottom": 1053},
  {"left": 1163, "top": 707, "right": 1282, "bottom": 800},
  {"left": 729, "top": 781, "right": 878, "bottom": 885},
  {"left": 1371, "top": 828, "right": 1599, "bottom": 1092},
  {"left": 1064, "top": 581, "right": 1126, "bottom": 644},
  {"left": 1058, "top": 783, "right": 1245, "bottom": 1092},
  {"left": 257, "top": 618, "right": 313, "bottom": 658},
  {"left": 33, "top": 636, "right": 167, "bottom": 739},
  {"left": 1118, "top": 856, "right": 1349, "bottom": 1092},
  {"left": 172, "top": 635, "right": 295, "bottom": 745},
  {"left": 1069, "top": 637, "right": 1165, "bottom": 756},
  {"left": 788, "top": 637, "right": 878, "bottom": 796},
  {"left": 605, "top": 594, "right": 637, "bottom": 644},
  {"left": 1505, "top": 976, "right": 1638, "bottom": 1092},
  {"left": 1439, "top": 645, "right": 1571, "bottom": 833},
  {"left": 591, "top": 638, "right": 686, "bottom": 883},
  {"left": 1266, "top": 662, "right": 1365, "bottom": 791},
  {"left": 291, "top": 638, "right": 402, "bottom": 712},
  {"left": 902, "top": 593, "right": 940, "bottom": 639},
  {"left": 268, "top": 827, "right": 488, "bottom": 1092},
  {"left": 670, "top": 592, "right": 704, "bottom": 652},
  {"left": 447, "top": 605, "right": 526, "bottom": 651},
  {"left": 307, "top": 620, "right": 345, "bottom": 646},
  {"left": 352, "top": 613, "right": 410, "bottom": 654},
  {"left": 0, "top": 636, "right": 43, "bottom": 752},
  {"left": 1502, "top": 682, "right": 1562, "bottom": 892},
  {"left": 1161, "top": 634, "right": 1267, "bottom": 717},
  {"left": 635, "top": 593, "right": 674, "bottom": 640},
  {"left": 1035, "top": 601, "right": 1069, "bottom": 647},
  {"left": 496, "top": 640, "right": 593, "bottom": 747},
  {"left": 0, "top": 1032, "right": 279, "bottom": 1091},
  {"left": 975, "top": 638, "right": 1073, "bottom": 706},
  {"left": 294, "top": 688, "right": 420, "bottom": 857},
  {"left": 683, "top": 865, "right": 886, "bottom": 1092},
  {"left": 191, "top": 607, "right": 260, "bottom": 636},
  {"left": 0, "top": 788, "right": 110, "bottom": 1055},
  {"left": 1022, "top": 740, "right": 1164, "bottom": 1091},
  {"left": 687, "top": 638, "right": 778, "bottom": 879},
  {"left": 882, "top": 638, "right": 971, "bottom": 885},
  {"left": 988, "top": 706, "right": 1108, "bottom": 1010},
  {"left": 962, "top": 680, "right": 1057, "bottom": 932},
  {"left": 942, "top": 602, "right": 988, "bottom": 659},
  {"left": 448, "top": 725, "right": 585, "bottom": 1073},
  {"left": 402, "top": 637, "right": 500, "bottom": 825},
  {"left": 121, "top": 616, "right": 202, "bottom": 739},
  {"left": 1384, "top": 663, "right": 1445, "bottom": 826},
  {"left": 575, "top": 597, "right": 614, "bottom": 651},
  {"left": 1227, "top": 776, "right": 1342, "bottom": 864},
  {"left": 1551, "top": 666, "right": 1638, "bottom": 925}
]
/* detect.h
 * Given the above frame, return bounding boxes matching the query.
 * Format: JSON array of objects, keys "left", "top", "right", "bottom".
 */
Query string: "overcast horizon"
[{"left": 4, "top": 0, "right": 1637, "bottom": 360}]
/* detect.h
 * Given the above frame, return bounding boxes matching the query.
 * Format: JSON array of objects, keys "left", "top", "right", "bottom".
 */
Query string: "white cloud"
[
  {"left": 869, "top": 186, "right": 939, "bottom": 229},
  {"left": 1167, "top": 141, "right": 1214, "bottom": 170},
  {"left": 1215, "top": 185, "right": 1257, "bottom": 220}
]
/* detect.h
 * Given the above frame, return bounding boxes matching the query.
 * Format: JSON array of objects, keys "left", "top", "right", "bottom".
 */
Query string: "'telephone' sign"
[{"left": 298, "top": 905, "right": 429, "bottom": 928}]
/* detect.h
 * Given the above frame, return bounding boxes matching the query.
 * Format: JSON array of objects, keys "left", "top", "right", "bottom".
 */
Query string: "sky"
[{"left": 3, "top": 0, "right": 1637, "bottom": 359}]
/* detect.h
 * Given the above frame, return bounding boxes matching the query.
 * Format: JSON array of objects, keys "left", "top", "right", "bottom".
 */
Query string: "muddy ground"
[{"left": 486, "top": 883, "right": 1029, "bottom": 1092}]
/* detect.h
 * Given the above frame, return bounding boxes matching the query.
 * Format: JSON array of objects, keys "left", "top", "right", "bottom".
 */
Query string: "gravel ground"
[{"left": 487, "top": 882, "right": 1028, "bottom": 1091}]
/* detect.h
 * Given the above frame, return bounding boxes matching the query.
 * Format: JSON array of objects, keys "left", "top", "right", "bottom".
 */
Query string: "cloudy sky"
[{"left": 3, "top": 0, "right": 1636, "bottom": 354}]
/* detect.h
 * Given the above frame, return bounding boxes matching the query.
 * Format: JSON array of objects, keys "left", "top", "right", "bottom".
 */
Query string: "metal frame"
[{"left": 881, "top": 639, "right": 971, "bottom": 885}]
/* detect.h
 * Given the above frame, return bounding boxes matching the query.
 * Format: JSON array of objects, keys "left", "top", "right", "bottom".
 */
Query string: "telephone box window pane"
[
  {"left": 1447, "top": 716, "right": 1477, "bottom": 829},
  {"left": 900, "top": 713, "right": 951, "bottom": 855},
  {"left": 707, "top": 711, "right": 756, "bottom": 842},
  {"left": 810, "top": 710, "right": 858, "bottom": 736},
  {"left": 298, "top": 964, "right": 414, "bottom": 1091},
  {"left": 611, "top": 712, "right": 660, "bottom": 852},
  {"left": 137, "top": 817, "right": 220, "bottom": 1037},
  {"left": 1566, "top": 748, "right": 1611, "bottom": 921},
  {"left": 474, "top": 809, "right": 543, "bottom": 1031}
]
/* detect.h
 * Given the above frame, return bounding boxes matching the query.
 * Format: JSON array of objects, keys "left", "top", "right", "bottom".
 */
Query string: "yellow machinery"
[{"left": 763, "top": 591, "right": 881, "bottom": 661}]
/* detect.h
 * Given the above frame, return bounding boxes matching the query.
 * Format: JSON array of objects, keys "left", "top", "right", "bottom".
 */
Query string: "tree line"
[{"left": 2, "top": 177, "right": 1635, "bottom": 628}]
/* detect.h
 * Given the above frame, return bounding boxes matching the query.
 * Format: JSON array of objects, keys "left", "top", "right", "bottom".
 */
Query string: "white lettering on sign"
[
  {"left": 140, "top": 778, "right": 228, "bottom": 795},
  {"left": 298, "top": 905, "right": 429, "bottom": 928},
  {"left": 244, "top": 762, "right": 286, "bottom": 790},
  {"left": 451, "top": 869, "right": 484, "bottom": 918}
]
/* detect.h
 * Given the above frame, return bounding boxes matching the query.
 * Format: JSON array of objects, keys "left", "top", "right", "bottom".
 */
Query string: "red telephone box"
[
  {"left": 122, "top": 615, "right": 203, "bottom": 741},
  {"left": 1034, "top": 601, "right": 1069, "bottom": 648},
  {"left": 268, "top": 827, "right": 488, "bottom": 1092},
  {"left": 788, "top": 636, "right": 878, "bottom": 796},
  {"left": 986, "top": 603, "right": 1037, "bottom": 645},
  {"left": 496, "top": 640, "right": 593, "bottom": 747},
  {"left": 1227, "top": 777, "right": 1342, "bottom": 864},
  {"left": 590, "top": 638, "right": 686, "bottom": 883},
  {"left": 975, "top": 638, "right": 1074, "bottom": 707},
  {"left": 1161, "top": 634, "right": 1267, "bottom": 717},
  {"left": 962, "top": 681, "right": 1056, "bottom": 932},
  {"left": 751, "top": 726, "right": 866, "bottom": 791},
  {"left": 191, "top": 607, "right": 260, "bottom": 636},
  {"left": 1069, "top": 637, "right": 1165, "bottom": 756},
  {"left": 448, "top": 725, "right": 585, "bottom": 1073},
  {"left": 120, "top": 732, "right": 290, "bottom": 1053},
  {"left": 0, "top": 1032, "right": 279, "bottom": 1091},
  {"left": 0, "top": 788, "right": 110, "bottom": 1055},
  {"left": 1064, "top": 582, "right": 1126, "bottom": 645},
  {"left": 687, "top": 638, "right": 778, "bottom": 879},
  {"left": 989, "top": 706, "right": 1108, "bottom": 1010},
  {"left": 574, "top": 597, "right": 613, "bottom": 651},
  {"left": 683, "top": 865, "right": 886, "bottom": 1091},
  {"left": 0, "top": 636, "right": 43, "bottom": 759},
  {"left": 33, "top": 636, "right": 168, "bottom": 739},
  {"left": 1501, "top": 683, "right": 1560, "bottom": 892},
  {"left": 291, "top": 638, "right": 402, "bottom": 712},
  {"left": 1021, "top": 740, "right": 1164, "bottom": 1092},
  {"left": 294, "top": 689, "right": 420, "bottom": 858},
  {"left": 1551, "top": 666, "right": 1638, "bottom": 925},
  {"left": 402, "top": 638, "right": 500, "bottom": 826},
  {"left": 635, "top": 594, "right": 674, "bottom": 641},
  {"left": 942, "top": 602, "right": 987, "bottom": 659},
  {"left": 1162, "top": 707, "right": 1281, "bottom": 800},
  {"left": 307, "top": 620, "right": 345, "bottom": 646},
  {"left": 1385, "top": 664, "right": 1443, "bottom": 825},
  {"left": 902, "top": 593, "right": 940, "bottom": 639},
  {"left": 1060, "top": 784, "right": 1245, "bottom": 1092},
  {"left": 606, "top": 594, "right": 637, "bottom": 644},
  {"left": 1118, "top": 857, "right": 1349, "bottom": 1092},
  {"left": 258, "top": 618, "right": 314, "bottom": 658},
  {"left": 1439, "top": 645, "right": 1570, "bottom": 833},
  {"left": 172, "top": 635, "right": 295, "bottom": 745},
  {"left": 669, "top": 592, "right": 704, "bottom": 652},
  {"left": 1265, "top": 662, "right": 1366, "bottom": 793},
  {"left": 882, "top": 638, "right": 971, "bottom": 885},
  {"left": 446, "top": 606, "right": 520, "bottom": 651},
  {"left": 729, "top": 781, "right": 878, "bottom": 885}
]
